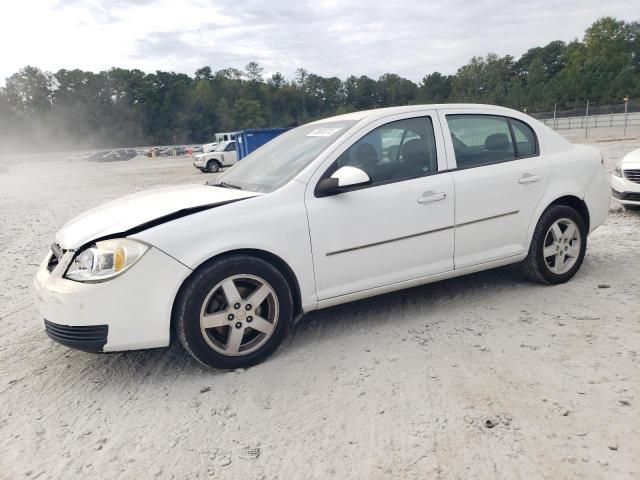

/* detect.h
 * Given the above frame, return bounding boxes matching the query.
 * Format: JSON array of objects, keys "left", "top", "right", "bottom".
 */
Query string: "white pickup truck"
[{"left": 193, "top": 141, "right": 237, "bottom": 173}]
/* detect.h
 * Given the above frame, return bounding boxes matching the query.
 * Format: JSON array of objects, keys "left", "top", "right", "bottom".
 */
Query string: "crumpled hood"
[{"left": 55, "top": 184, "right": 260, "bottom": 249}]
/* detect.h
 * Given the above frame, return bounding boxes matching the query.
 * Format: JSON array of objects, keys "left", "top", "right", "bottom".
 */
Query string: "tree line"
[{"left": 0, "top": 17, "right": 638, "bottom": 152}]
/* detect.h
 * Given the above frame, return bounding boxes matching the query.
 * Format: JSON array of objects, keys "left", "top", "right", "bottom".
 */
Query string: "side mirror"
[{"left": 316, "top": 166, "right": 371, "bottom": 197}]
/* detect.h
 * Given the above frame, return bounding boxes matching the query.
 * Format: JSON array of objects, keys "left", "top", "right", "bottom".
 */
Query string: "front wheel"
[
  {"left": 521, "top": 205, "right": 587, "bottom": 284},
  {"left": 174, "top": 255, "right": 293, "bottom": 369},
  {"left": 206, "top": 160, "right": 221, "bottom": 173}
]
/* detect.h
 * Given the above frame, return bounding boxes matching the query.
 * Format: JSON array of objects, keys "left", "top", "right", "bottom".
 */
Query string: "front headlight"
[
  {"left": 65, "top": 238, "right": 149, "bottom": 282},
  {"left": 613, "top": 163, "right": 623, "bottom": 177}
]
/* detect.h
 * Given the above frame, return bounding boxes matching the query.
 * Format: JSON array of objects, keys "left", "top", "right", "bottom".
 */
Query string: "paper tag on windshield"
[{"left": 307, "top": 128, "right": 341, "bottom": 137}]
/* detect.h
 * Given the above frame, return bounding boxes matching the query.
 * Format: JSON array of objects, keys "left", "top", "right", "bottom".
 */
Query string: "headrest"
[
  {"left": 355, "top": 143, "right": 378, "bottom": 166},
  {"left": 485, "top": 133, "right": 510, "bottom": 151},
  {"left": 402, "top": 139, "right": 428, "bottom": 166}
]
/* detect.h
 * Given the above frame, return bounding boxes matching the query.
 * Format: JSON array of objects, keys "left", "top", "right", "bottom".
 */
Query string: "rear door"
[{"left": 437, "top": 110, "right": 550, "bottom": 268}]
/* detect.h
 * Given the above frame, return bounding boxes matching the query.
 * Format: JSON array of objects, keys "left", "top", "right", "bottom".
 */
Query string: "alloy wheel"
[
  {"left": 542, "top": 217, "right": 581, "bottom": 275},
  {"left": 199, "top": 274, "right": 279, "bottom": 356}
]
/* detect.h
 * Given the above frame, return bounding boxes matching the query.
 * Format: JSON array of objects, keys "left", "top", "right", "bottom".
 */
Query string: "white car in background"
[
  {"left": 611, "top": 147, "right": 640, "bottom": 209},
  {"left": 193, "top": 141, "right": 237, "bottom": 172},
  {"left": 34, "top": 104, "right": 610, "bottom": 369}
]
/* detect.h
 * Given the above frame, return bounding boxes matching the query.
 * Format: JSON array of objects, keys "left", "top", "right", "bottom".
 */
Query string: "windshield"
[
  {"left": 210, "top": 142, "right": 226, "bottom": 152},
  {"left": 213, "top": 121, "right": 357, "bottom": 193}
]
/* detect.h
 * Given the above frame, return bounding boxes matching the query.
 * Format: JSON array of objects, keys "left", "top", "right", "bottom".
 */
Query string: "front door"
[{"left": 305, "top": 113, "right": 455, "bottom": 301}]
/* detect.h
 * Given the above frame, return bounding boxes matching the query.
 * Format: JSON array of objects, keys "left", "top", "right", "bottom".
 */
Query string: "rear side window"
[
  {"left": 446, "top": 115, "right": 538, "bottom": 168},
  {"left": 446, "top": 115, "right": 515, "bottom": 168}
]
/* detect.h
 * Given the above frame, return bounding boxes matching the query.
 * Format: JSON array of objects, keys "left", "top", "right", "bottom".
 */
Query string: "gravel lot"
[{"left": 1, "top": 131, "right": 639, "bottom": 479}]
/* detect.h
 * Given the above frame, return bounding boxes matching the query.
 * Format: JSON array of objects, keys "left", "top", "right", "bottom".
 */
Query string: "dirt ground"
[{"left": 1, "top": 129, "right": 639, "bottom": 479}]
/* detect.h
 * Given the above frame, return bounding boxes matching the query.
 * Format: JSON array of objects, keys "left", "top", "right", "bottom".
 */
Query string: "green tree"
[
  {"left": 233, "top": 99, "right": 267, "bottom": 129},
  {"left": 418, "top": 72, "right": 452, "bottom": 103}
]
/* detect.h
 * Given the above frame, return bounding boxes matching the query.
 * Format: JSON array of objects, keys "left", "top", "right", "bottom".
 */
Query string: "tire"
[
  {"left": 206, "top": 160, "right": 221, "bottom": 173},
  {"left": 521, "top": 204, "right": 587, "bottom": 284},
  {"left": 174, "top": 255, "right": 293, "bottom": 369}
]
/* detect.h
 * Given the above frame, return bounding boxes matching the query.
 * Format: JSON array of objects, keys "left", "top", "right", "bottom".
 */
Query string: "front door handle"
[
  {"left": 518, "top": 173, "right": 541, "bottom": 184},
  {"left": 417, "top": 191, "right": 446, "bottom": 204}
]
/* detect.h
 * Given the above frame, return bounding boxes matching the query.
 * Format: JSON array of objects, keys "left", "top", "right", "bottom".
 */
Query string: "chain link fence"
[{"left": 529, "top": 99, "right": 640, "bottom": 138}]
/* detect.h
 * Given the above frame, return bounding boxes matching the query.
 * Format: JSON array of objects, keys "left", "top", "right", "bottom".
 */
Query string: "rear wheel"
[
  {"left": 174, "top": 255, "right": 293, "bottom": 369},
  {"left": 521, "top": 205, "right": 587, "bottom": 284}
]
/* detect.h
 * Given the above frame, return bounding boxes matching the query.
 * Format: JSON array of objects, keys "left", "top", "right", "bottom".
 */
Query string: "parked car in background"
[
  {"left": 191, "top": 145, "right": 203, "bottom": 153},
  {"left": 611, "top": 147, "right": 640, "bottom": 209},
  {"left": 145, "top": 147, "right": 162, "bottom": 157},
  {"left": 86, "top": 150, "right": 110, "bottom": 161},
  {"left": 34, "top": 104, "right": 610, "bottom": 369},
  {"left": 99, "top": 150, "right": 125, "bottom": 162},
  {"left": 97, "top": 149, "right": 136, "bottom": 162},
  {"left": 123, "top": 148, "right": 138, "bottom": 159},
  {"left": 158, "top": 146, "right": 187, "bottom": 157},
  {"left": 193, "top": 140, "right": 237, "bottom": 172}
]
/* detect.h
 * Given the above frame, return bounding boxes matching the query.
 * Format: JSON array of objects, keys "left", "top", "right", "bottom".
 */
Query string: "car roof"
[{"left": 309, "top": 103, "right": 523, "bottom": 125}]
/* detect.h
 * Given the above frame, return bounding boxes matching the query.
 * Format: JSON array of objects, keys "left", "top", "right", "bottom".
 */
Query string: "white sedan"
[
  {"left": 611, "top": 147, "right": 640, "bottom": 209},
  {"left": 34, "top": 104, "right": 610, "bottom": 369}
]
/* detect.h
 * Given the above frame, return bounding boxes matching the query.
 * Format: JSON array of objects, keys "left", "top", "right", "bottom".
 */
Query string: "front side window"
[
  {"left": 329, "top": 117, "right": 438, "bottom": 186},
  {"left": 225, "top": 142, "right": 236, "bottom": 152}
]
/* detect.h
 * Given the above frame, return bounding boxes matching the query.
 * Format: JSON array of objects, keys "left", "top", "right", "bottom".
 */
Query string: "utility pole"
[
  {"left": 553, "top": 103, "right": 557, "bottom": 131},
  {"left": 623, "top": 96, "right": 629, "bottom": 137}
]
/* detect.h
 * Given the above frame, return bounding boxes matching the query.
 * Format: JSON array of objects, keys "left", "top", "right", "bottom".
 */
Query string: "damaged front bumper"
[{"left": 33, "top": 246, "right": 192, "bottom": 352}]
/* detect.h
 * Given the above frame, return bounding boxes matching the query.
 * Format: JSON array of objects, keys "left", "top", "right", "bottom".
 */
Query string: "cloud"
[{"left": 1, "top": 0, "right": 637, "bottom": 84}]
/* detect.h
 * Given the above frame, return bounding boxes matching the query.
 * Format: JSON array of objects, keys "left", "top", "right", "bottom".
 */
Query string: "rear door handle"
[
  {"left": 417, "top": 192, "right": 446, "bottom": 204},
  {"left": 518, "top": 173, "right": 541, "bottom": 184}
]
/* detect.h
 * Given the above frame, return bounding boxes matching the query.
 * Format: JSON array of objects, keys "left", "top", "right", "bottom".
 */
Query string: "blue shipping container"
[{"left": 235, "top": 128, "right": 289, "bottom": 160}]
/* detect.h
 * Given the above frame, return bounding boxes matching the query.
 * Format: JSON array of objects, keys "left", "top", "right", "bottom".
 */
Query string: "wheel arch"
[
  {"left": 170, "top": 248, "right": 303, "bottom": 339},
  {"left": 548, "top": 195, "right": 590, "bottom": 232},
  {"left": 527, "top": 194, "right": 590, "bottom": 250}
]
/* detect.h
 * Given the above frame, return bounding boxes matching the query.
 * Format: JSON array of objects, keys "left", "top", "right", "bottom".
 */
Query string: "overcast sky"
[{"left": 1, "top": 0, "right": 638, "bottom": 85}]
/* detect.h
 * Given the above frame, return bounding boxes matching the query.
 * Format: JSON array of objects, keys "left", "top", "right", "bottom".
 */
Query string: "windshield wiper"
[{"left": 215, "top": 181, "right": 243, "bottom": 190}]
